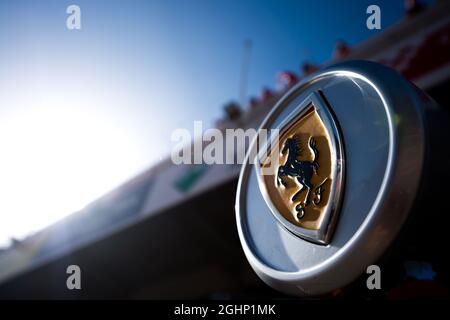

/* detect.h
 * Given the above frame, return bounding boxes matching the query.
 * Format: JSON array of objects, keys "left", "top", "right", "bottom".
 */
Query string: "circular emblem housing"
[{"left": 235, "top": 60, "right": 430, "bottom": 296}]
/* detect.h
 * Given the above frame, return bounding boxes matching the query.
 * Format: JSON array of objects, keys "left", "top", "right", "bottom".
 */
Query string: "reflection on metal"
[
  {"left": 236, "top": 60, "right": 431, "bottom": 297},
  {"left": 257, "top": 92, "right": 344, "bottom": 244}
]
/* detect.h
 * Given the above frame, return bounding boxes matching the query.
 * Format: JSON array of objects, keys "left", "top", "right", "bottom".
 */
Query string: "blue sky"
[
  {"left": 0, "top": 0, "right": 412, "bottom": 148},
  {"left": 0, "top": 1, "right": 432, "bottom": 242}
]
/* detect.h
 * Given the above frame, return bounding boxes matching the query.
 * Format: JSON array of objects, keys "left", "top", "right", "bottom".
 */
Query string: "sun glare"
[{"left": 0, "top": 93, "right": 143, "bottom": 247}]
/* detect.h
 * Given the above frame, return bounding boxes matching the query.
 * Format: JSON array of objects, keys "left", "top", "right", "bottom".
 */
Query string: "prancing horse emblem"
[
  {"left": 257, "top": 91, "right": 345, "bottom": 244},
  {"left": 277, "top": 135, "right": 327, "bottom": 220}
]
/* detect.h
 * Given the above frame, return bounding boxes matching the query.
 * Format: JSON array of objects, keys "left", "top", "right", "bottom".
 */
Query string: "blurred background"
[{"left": 0, "top": 0, "right": 448, "bottom": 299}]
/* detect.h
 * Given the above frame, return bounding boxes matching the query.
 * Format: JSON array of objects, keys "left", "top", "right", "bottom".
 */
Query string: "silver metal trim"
[{"left": 235, "top": 60, "right": 427, "bottom": 296}]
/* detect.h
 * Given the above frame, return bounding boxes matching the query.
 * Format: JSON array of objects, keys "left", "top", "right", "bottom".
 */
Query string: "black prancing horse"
[{"left": 277, "top": 135, "right": 324, "bottom": 216}]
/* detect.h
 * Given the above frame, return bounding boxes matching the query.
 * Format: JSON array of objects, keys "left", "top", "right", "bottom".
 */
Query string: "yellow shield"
[{"left": 258, "top": 92, "right": 344, "bottom": 244}]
